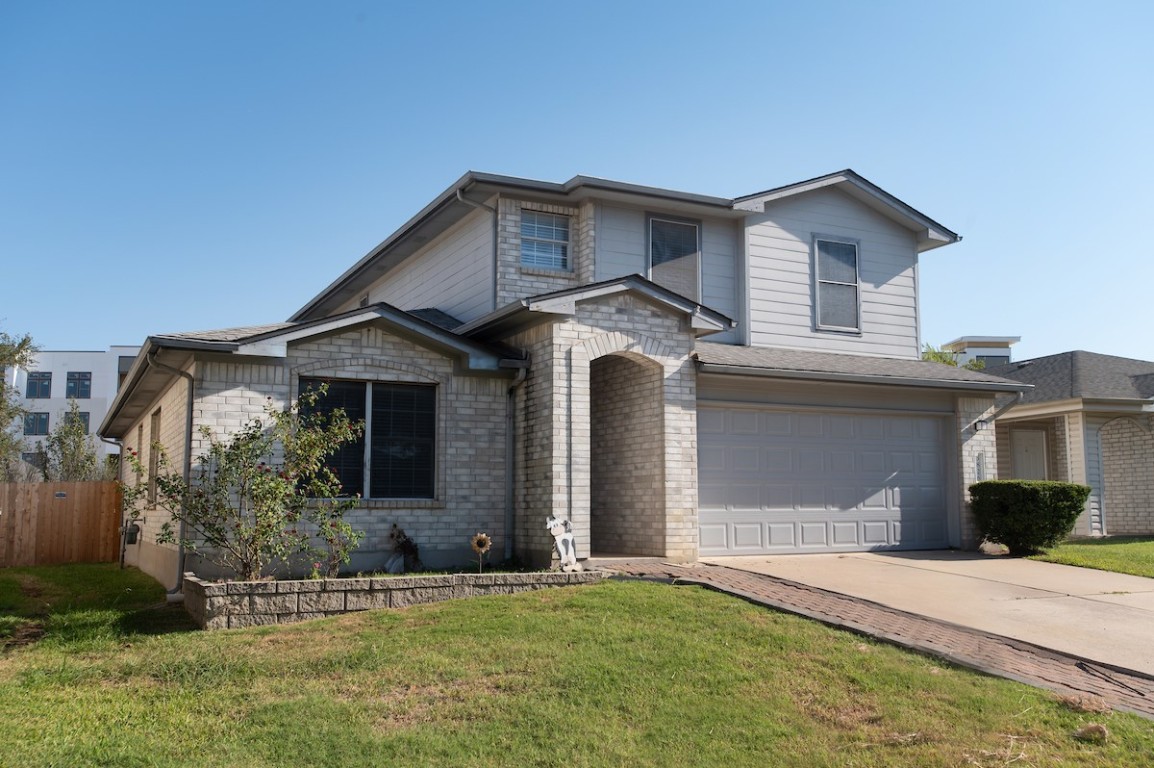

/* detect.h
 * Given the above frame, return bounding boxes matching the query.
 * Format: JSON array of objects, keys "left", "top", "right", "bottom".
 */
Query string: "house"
[
  {"left": 7, "top": 345, "right": 140, "bottom": 472},
  {"left": 985, "top": 351, "right": 1154, "bottom": 537},
  {"left": 942, "top": 336, "right": 1020, "bottom": 368},
  {"left": 100, "top": 170, "right": 1029, "bottom": 587}
]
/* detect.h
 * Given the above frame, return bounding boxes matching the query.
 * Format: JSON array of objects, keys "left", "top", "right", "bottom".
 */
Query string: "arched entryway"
[{"left": 589, "top": 352, "right": 666, "bottom": 556}]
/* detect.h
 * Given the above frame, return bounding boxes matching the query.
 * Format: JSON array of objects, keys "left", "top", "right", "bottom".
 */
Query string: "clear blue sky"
[{"left": 2, "top": 1, "right": 1151, "bottom": 362}]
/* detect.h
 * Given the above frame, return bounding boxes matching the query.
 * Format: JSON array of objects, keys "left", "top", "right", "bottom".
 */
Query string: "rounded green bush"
[{"left": 969, "top": 480, "right": 1090, "bottom": 556}]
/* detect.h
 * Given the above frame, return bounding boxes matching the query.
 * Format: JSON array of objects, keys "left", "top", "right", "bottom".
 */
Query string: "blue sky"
[{"left": 2, "top": 1, "right": 1151, "bottom": 362}]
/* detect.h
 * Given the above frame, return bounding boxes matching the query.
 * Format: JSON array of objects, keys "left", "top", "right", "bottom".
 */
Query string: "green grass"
[
  {"left": 1032, "top": 536, "right": 1154, "bottom": 579},
  {"left": 1, "top": 565, "right": 1151, "bottom": 766}
]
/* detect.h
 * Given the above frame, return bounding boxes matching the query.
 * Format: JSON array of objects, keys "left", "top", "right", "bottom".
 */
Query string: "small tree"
[
  {"left": 922, "top": 343, "right": 985, "bottom": 371},
  {"left": 43, "top": 399, "right": 106, "bottom": 481},
  {"left": 122, "top": 387, "right": 365, "bottom": 581},
  {"left": 0, "top": 329, "right": 36, "bottom": 481}
]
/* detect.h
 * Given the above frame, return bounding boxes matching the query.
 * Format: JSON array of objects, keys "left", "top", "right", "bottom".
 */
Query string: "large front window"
[
  {"left": 815, "top": 238, "right": 860, "bottom": 332},
  {"left": 300, "top": 378, "right": 436, "bottom": 499}
]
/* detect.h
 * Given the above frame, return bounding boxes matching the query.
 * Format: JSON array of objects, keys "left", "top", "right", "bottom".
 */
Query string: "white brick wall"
[
  {"left": 957, "top": 395, "right": 998, "bottom": 548},
  {"left": 504, "top": 292, "right": 698, "bottom": 566},
  {"left": 1101, "top": 416, "right": 1154, "bottom": 535}
]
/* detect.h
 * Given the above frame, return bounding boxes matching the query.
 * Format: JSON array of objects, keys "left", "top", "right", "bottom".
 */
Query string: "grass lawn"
[
  {"left": 1032, "top": 537, "right": 1154, "bottom": 579},
  {"left": 1, "top": 565, "right": 1151, "bottom": 767}
]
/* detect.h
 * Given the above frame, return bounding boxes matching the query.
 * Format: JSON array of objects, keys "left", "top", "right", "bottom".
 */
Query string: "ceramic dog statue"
[{"left": 546, "top": 516, "right": 582, "bottom": 572}]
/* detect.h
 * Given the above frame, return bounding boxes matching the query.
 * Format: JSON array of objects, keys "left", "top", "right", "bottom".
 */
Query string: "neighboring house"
[
  {"left": 986, "top": 351, "right": 1154, "bottom": 537},
  {"left": 100, "top": 169, "right": 1029, "bottom": 587},
  {"left": 7, "top": 346, "right": 140, "bottom": 471},
  {"left": 943, "top": 336, "right": 1020, "bottom": 368}
]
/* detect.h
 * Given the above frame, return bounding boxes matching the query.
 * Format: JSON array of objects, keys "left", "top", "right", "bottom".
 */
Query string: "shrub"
[{"left": 969, "top": 480, "right": 1090, "bottom": 556}]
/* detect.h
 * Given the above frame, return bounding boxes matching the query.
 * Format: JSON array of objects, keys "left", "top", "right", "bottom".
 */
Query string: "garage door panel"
[
  {"left": 699, "top": 405, "right": 949, "bottom": 555},
  {"left": 832, "top": 522, "right": 859, "bottom": 545}
]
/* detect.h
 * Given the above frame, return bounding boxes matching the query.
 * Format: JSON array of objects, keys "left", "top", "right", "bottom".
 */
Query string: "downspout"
[
  {"left": 981, "top": 390, "right": 1025, "bottom": 429},
  {"left": 145, "top": 349, "right": 195, "bottom": 598},
  {"left": 98, "top": 434, "right": 127, "bottom": 568},
  {"left": 503, "top": 360, "right": 529, "bottom": 561},
  {"left": 455, "top": 187, "right": 499, "bottom": 310}
]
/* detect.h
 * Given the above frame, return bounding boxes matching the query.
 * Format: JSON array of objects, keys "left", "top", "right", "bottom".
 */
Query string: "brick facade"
[
  {"left": 496, "top": 198, "right": 594, "bottom": 307},
  {"left": 504, "top": 293, "right": 698, "bottom": 567},
  {"left": 956, "top": 395, "right": 999, "bottom": 548},
  {"left": 1101, "top": 416, "right": 1154, "bottom": 535}
]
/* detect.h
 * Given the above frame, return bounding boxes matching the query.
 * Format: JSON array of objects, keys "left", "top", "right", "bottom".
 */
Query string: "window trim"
[
  {"left": 519, "top": 209, "right": 571, "bottom": 272},
  {"left": 66, "top": 371, "right": 93, "bottom": 399},
  {"left": 298, "top": 377, "right": 438, "bottom": 501},
  {"left": 646, "top": 213, "right": 702, "bottom": 301},
  {"left": 813, "top": 235, "right": 863, "bottom": 334},
  {"left": 24, "top": 412, "right": 49, "bottom": 436},
  {"left": 26, "top": 372, "right": 51, "bottom": 399}
]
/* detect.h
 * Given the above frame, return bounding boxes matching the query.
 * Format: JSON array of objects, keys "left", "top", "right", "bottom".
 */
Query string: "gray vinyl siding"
[
  {"left": 596, "top": 203, "right": 739, "bottom": 342},
  {"left": 358, "top": 208, "right": 494, "bottom": 322},
  {"left": 745, "top": 187, "right": 920, "bottom": 359}
]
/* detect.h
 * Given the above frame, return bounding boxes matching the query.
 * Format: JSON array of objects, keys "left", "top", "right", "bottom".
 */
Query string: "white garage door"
[{"left": 698, "top": 405, "right": 949, "bottom": 555}]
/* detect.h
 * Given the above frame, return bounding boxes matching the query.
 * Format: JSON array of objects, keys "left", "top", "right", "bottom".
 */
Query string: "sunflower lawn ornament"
[
  {"left": 545, "top": 516, "right": 582, "bottom": 572},
  {"left": 471, "top": 532, "right": 492, "bottom": 573}
]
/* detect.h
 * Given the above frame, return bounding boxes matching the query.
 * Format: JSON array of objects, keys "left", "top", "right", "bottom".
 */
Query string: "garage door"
[{"left": 698, "top": 405, "right": 949, "bottom": 555}]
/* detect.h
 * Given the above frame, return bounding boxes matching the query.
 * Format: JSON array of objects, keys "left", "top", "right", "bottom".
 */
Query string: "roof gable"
[
  {"left": 456, "top": 274, "right": 735, "bottom": 340},
  {"left": 732, "top": 169, "right": 958, "bottom": 252}
]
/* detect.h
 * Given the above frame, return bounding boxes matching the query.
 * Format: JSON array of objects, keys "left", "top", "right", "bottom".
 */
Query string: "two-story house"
[{"left": 101, "top": 170, "right": 1028, "bottom": 587}]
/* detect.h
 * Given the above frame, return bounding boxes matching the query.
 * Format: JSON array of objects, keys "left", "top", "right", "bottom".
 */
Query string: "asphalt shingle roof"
[
  {"left": 695, "top": 342, "right": 1026, "bottom": 387},
  {"left": 153, "top": 323, "right": 296, "bottom": 344},
  {"left": 985, "top": 351, "right": 1154, "bottom": 403}
]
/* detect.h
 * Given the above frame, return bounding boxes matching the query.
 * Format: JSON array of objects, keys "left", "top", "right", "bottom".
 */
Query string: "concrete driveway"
[{"left": 704, "top": 551, "right": 1154, "bottom": 676}]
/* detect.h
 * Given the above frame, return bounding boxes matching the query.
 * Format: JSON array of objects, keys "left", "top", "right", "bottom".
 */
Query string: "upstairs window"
[
  {"left": 67, "top": 371, "right": 92, "bottom": 399},
  {"left": 300, "top": 378, "right": 436, "bottom": 499},
  {"left": 815, "top": 238, "right": 860, "bottom": 332},
  {"left": 649, "top": 216, "right": 700, "bottom": 300},
  {"left": 26, "top": 372, "right": 51, "bottom": 399},
  {"left": 521, "top": 211, "right": 570, "bottom": 270},
  {"left": 24, "top": 412, "right": 49, "bottom": 435}
]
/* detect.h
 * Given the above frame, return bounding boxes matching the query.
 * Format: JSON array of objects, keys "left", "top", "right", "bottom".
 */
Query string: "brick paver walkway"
[{"left": 599, "top": 560, "right": 1154, "bottom": 719}]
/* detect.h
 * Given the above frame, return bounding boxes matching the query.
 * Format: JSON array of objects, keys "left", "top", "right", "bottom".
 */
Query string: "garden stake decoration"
[
  {"left": 471, "top": 532, "right": 492, "bottom": 573},
  {"left": 546, "top": 516, "right": 582, "bottom": 572}
]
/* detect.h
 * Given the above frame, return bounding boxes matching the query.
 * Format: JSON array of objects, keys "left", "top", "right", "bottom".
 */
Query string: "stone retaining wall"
[{"left": 182, "top": 570, "right": 606, "bottom": 630}]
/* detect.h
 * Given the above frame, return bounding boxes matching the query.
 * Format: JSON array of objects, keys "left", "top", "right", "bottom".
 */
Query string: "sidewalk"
[{"left": 598, "top": 559, "right": 1154, "bottom": 720}]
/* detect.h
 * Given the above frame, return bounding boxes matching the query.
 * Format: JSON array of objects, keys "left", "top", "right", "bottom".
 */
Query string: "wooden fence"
[{"left": 0, "top": 482, "right": 122, "bottom": 567}]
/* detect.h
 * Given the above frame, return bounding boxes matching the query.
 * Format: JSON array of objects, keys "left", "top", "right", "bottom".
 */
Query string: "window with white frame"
[
  {"left": 66, "top": 371, "right": 92, "bottom": 399},
  {"left": 520, "top": 210, "right": 570, "bottom": 270},
  {"left": 649, "top": 216, "right": 700, "bottom": 300},
  {"left": 815, "top": 238, "right": 861, "bottom": 332},
  {"left": 300, "top": 378, "right": 436, "bottom": 499}
]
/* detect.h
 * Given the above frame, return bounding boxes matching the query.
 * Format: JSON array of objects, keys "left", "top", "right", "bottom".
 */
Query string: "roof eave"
[{"left": 696, "top": 362, "right": 1032, "bottom": 393}]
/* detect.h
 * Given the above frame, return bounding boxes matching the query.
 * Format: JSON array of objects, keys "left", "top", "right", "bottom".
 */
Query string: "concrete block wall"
[
  {"left": 1101, "top": 416, "right": 1154, "bottom": 535},
  {"left": 183, "top": 570, "right": 606, "bottom": 630}
]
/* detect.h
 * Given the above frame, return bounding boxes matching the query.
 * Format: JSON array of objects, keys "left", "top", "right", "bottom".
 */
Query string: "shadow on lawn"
[{"left": 117, "top": 603, "right": 200, "bottom": 636}]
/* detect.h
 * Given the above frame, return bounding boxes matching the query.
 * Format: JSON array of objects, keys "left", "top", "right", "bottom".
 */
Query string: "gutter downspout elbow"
[{"left": 145, "top": 348, "right": 195, "bottom": 597}]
